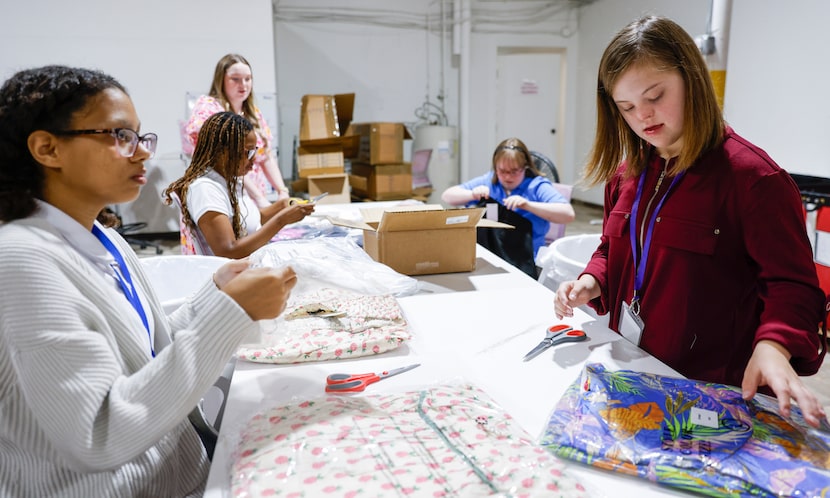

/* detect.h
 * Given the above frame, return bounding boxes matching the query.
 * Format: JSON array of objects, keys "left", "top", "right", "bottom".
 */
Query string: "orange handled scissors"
[
  {"left": 522, "top": 324, "right": 587, "bottom": 361},
  {"left": 325, "top": 363, "right": 421, "bottom": 393}
]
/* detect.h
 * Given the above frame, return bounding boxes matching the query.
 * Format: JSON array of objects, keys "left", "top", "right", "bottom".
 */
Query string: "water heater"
[{"left": 411, "top": 125, "right": 459, "bottom": 204}]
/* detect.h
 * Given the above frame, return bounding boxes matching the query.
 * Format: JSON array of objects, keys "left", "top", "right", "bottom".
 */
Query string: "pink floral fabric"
[
  {"left": 230, "top": 384, "right": 589, "bottom": 497},
  {"left": 185, "top": 95, "right": 274, "bottom": 195},
  {"left": 237, "top": 288, "right": 411, "bottom": 364}
]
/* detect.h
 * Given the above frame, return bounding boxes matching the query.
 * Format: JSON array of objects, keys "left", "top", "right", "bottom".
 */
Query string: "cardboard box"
[
  {"left": 328, "top": 205, "right": 512, "bottom": 275},
  {"left": 307, "top": 173, "right": 350, "bottom": 204},
  {"left": 299, "top": 94, "right": 355, "bottom": 142},
  {"left": 350, "top": 162, "right": 412, "bottom": 200},
  {"left": 296, "top": 143, "right": 345, "bottom": 178},
  {"left": 346, "top": 122, "right": 412, "bottom": 164}
]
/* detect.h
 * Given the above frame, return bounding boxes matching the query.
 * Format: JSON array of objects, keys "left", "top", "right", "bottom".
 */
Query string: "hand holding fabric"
[{"left": 742, "top": 339, "right": 828, "bottom": 428}]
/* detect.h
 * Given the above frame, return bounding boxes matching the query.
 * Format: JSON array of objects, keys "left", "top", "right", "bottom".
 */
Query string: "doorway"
[{"left": 496, "top": 47, "right": 565, "bottom": 176}]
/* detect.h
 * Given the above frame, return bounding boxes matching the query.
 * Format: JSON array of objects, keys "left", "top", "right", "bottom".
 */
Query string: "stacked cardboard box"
[
  {"left": 295, "top": 93, "right": 358, "bottom": 202},
  {"left": 347, "top": 122, "right": 413, "bottom": 200}
]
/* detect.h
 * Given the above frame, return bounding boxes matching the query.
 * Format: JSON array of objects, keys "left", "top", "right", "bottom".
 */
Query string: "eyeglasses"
[
  {"left": 496, "top": 166, "right": 527, "bottom": 177},
  {"left": 52, "top": 128, "right": 158, "bottom": 159},
  {"left": 245, "top": 148, "right": 258, "bottom": 160}
]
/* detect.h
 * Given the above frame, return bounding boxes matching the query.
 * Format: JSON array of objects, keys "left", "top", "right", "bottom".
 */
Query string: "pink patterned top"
[{"left": 184, "top": 95, "right": 274, "bottom": 196}]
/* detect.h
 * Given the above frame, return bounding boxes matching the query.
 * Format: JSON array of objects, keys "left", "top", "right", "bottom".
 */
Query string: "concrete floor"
[{"left": 132, "top": 200, "right": 830, "bottom": 414}]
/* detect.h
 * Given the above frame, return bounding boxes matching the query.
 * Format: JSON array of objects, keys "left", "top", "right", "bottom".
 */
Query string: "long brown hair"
[
  {"left": 583, "top": 16, "right": 724, "bottom": 187},
  {"left": 164, "top": 112, "right": 254, "bottom": 239}
]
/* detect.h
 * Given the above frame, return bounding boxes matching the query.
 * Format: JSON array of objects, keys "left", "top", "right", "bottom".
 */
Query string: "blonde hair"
[
  {"left": 208, "top": 54, "right": 265, "bottom": 144},
  {"left": 583, "top": 16, "right": 724, "bottom": 186}
]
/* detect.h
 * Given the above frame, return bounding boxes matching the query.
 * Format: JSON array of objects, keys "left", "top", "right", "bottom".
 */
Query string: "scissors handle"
[
  {"left": 326, "top": 372, "right": 374, "bottom": 384},
  {"left": 549, "top": 329, "right": 587, "bottom": 346},
  {"left": 325, "top": 375, "right": 379, "bottom": 393}
]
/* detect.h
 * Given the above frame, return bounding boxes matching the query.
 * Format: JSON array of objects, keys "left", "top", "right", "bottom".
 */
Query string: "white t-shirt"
[{"left": 187, "top": 169, "right": 262, "bottom": 236}]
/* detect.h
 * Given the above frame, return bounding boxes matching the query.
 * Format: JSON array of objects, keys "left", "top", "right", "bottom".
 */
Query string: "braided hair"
[
  {"left": 164, "top": 111, "right": 254, "bottom": 239},
  {"left": 0, "top": 65, "right": 126, "bottom": 221}
]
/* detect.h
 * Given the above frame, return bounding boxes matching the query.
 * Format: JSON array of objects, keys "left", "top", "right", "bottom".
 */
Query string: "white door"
[{"left": 496, "top": 48, "right": 564, "bottom": 176}]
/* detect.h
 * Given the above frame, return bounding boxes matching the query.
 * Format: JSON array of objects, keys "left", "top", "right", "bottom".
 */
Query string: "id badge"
[{"left": 619, "top": 300, "right": 645, "bottom": 345}]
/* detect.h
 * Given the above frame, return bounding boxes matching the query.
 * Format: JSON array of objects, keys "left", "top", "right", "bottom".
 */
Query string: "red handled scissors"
[
  {"left": 522, "top": 324, "right": 587, "bottom": 361},
  {"left": 325, "top": 363, "right": 421, "bottom": 393}
]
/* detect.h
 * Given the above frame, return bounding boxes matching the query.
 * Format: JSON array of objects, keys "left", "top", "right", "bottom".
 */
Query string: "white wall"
[
  {"left": 0, "top": 0, "right": 276, "bottom": 232},
  {"left": 724, "top": 0, "right": 830, "bottom": 179},
  {"left": 2, "top": 0, "right": 828, "bottom": 231}
]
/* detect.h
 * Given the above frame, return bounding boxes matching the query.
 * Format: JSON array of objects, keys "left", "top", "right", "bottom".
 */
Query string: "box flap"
[{"left": 333, "top": 93, "right": 354, "bottom": 132}]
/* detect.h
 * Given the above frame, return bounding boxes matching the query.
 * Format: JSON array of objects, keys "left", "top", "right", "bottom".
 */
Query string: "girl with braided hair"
[
  {"left": 0, "top": 65, "right": 298, "bottom": 496},
  {"left": 165, "top": 111, "right": 314, "bottom": 258}
]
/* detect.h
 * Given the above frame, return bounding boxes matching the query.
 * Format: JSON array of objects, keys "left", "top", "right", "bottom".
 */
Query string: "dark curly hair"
[
  {"left": 163, "top": 111, "right": 255, "bottom": 239},
  {"left": 0, "top": 65, "right": 126, "bottom": 222}
]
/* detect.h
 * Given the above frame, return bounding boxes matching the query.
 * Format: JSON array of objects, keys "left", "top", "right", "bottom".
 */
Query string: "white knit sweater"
[{"left": 0, "top": 218, "right": 260, "bottom": 497}]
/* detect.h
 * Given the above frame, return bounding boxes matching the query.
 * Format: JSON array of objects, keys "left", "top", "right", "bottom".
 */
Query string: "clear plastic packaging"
[{"left": 227, "top": 382, "right": 590, "bottom": 497}]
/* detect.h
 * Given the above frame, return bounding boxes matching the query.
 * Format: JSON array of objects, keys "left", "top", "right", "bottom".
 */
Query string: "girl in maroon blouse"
[{"left": 554, "top": 16, "right": 828, "bottom": 428}]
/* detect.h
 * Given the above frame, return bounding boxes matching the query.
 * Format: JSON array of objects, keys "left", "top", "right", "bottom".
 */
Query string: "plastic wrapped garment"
[
  {"left": 251, "top": 237, "right": 421, "bottom": 298},
  {"left": 237, "top": 287, "right": 411, "bottom": 364},
  {"left": 540, "top": 363, "right": 830, "bottom": 497},
  {"left": 229, "top": 383, "right": 590, "bottom": 497}
]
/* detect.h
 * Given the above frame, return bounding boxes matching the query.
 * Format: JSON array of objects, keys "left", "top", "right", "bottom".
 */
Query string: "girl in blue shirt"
[{"left": 442, "top": 137, "right": 575, "bottom": 259}]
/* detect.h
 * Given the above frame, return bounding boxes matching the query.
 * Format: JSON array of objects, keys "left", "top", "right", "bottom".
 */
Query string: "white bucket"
[{"left": 537, "top": 233, "right": 601, "bottom": 292}]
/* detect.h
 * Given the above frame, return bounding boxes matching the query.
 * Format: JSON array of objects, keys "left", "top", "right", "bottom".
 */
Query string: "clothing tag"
[
  {"left": 485, "top": 203, "right": 498, "bottom": 221},
  {"left": 690, "top": 407, "right": 719, "bottom": 428},
  {"left": 619, "top": 301, "right": 644, "bottom": 345}
]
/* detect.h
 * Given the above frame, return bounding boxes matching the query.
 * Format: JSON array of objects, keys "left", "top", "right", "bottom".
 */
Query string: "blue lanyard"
[
  {"left": 92, "top": 225, "right": 155, "bottom": 357},
  {"left": 628, "top": 168, "right": 685, "bottom": 310}
]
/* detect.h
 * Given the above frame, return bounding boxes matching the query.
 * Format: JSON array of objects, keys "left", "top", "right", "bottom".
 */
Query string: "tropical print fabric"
[{"left": 540, "top": 363, "right": 830, "bottom": 497}]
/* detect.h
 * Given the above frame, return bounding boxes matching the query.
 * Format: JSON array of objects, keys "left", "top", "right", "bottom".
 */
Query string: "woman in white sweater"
[{"left": 0, "top": 66, "right": 297, "bottom": 496}]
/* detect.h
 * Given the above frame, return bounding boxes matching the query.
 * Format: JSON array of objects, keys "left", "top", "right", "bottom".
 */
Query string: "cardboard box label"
[{"left": 446, "top": 215, "right": 470, "bottom": 225}]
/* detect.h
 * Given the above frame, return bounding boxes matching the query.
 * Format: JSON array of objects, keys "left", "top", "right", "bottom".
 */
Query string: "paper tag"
[
  {"left": 815, "top": 230, "right": 830, "bottom": 266},
  {"left": 485, "top": 203, "right": 498, "bottom": 221},
  {"left": 619, "top": 301, "right": 644, "bottom": 345},
  {"left": 690, "top": 407, "right": 719, "bottom": 428},
  {"left": 445, "top": 215, "right": 470, "bottom": 225}
]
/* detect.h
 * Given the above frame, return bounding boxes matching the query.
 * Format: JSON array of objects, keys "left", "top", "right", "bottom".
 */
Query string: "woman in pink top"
[{"left": 185, "top": 53, "right": 288, "bottom": 207}]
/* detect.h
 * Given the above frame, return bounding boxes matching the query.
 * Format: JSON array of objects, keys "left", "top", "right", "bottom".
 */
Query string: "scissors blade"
[
  {"left": 522, "top": 341, "right": 552, "bottom": 362},
  {"left": 377, "top": 363, "right": 421, "bottom": 380}
]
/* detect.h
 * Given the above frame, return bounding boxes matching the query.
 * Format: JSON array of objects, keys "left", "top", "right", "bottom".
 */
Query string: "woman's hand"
[
  {"left": 276, "top": 202, "right": 315, "bottom": 225},
  {"left": 218, "top": 265, "right": 298, "bottom": 321},
  {"left": 742, "top": 340, "right": 828, "bottom": 428},
  {"left": 471, "top": 185, "right": 490, "bottom": 201},
  {"left": 503, "top": 195, "right": 528, "bottom": 211},
  {"left": 554, "top": 274, "right": 599, "bottom": 319}
]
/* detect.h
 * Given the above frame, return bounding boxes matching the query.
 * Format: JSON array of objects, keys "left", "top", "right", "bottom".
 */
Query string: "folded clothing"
[
  {"left": 540, "top": 363, "right": 830, "bottom": 497},
  {"left": 231, "top": 384, "right": 590, "bottom": 497},
  {"left": 237, "top": 288, "right": 411, "bottom": 364}
]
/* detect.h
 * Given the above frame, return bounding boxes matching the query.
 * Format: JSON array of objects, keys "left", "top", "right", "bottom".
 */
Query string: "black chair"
[
  {"left": 116, "top": 222, "right": 163, "bottom": 255},
  {"left": 529, "top": 150, "right": 559, "bottom": 183},
  {"left": 475, "top": 199, "right": 537, "bottom": 278}
]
